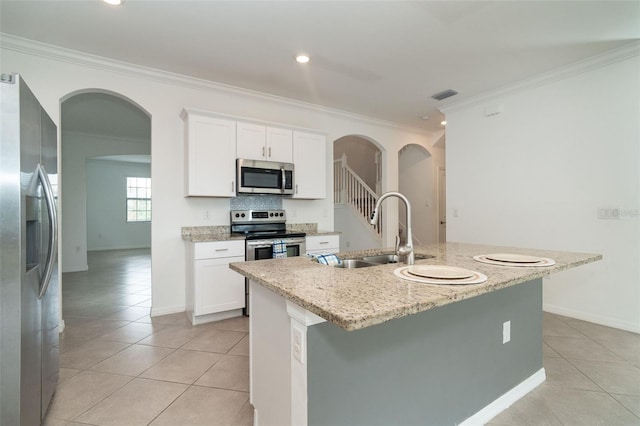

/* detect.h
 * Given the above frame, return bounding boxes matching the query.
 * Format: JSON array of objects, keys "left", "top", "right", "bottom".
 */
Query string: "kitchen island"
[{"left": 229, "top": 242, "right": 600, "bottom": 426}]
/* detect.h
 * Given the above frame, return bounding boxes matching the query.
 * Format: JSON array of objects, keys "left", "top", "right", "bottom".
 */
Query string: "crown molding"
[
  {"left": 0, "top": 33, "right": 429, "bottom": 135},
  {"left": 440, "top": 40, "right": 640, "bottom": 115}
]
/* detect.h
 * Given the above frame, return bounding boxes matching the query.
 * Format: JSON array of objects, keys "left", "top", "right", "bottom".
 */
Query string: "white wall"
[
  {"left": 86, "top": 159, "right": 151, "bottom": 251},
  {"left": 1, "top": 36, "right": 437, "bottom": 316},
  {"left": 398, "top": 144, "right": 438, "bottom": 245},
  {"left": 334, "top": 205, "right": 382, "bottom": 252},
  {"left": 444, "top": 51, "right": 640, "bottom": 332},
  {"left": 61, "top": 131, "right": 150, "bottom": 271}
]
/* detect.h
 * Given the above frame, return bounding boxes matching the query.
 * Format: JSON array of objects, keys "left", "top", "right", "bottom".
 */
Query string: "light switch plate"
[
  {"left": 503, "top": 321, "right": 511, "bottom": 344},
  {"left": 292, "top": 325, "right": 304, "bottom": 363}
]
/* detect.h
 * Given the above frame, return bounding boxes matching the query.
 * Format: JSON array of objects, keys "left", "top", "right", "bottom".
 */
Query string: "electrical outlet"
[
  {"left": 453, "top": 208, "right": 460, "bottom": 218},
  {"left": 292, "top": 326, "right": 304, "bottom": 363},
  {"left": 503, "top": 321, "right": 511, "bottom": 344},
  {"left": 203, "top": 210, "right": 210, "bottom": 220}
]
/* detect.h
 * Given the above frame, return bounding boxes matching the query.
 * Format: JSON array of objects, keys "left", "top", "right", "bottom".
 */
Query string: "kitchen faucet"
[{"left": 370, "top": 191, "right": 414, "bottom": 265}]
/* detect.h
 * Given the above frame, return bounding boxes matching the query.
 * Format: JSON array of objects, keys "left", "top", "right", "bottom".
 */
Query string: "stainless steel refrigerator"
[{"left": 1, "top": 73, "right": 60, "bottom": 425}]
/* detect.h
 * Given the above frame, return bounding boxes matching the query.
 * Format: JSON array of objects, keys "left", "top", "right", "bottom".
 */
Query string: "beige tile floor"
[
  {"left": 45, "top": 249, "right": 252, "bottom": 426},
  {"left": 45, "top": 249, "right": 640, "bottom": 425}
]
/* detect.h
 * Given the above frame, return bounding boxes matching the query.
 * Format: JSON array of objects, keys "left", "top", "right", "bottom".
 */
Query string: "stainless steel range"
[{"left": 231, "top": 209, "right": 306, "bottom": 315}]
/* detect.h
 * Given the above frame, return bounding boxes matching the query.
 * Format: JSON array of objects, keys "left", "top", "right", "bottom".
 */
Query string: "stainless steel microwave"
[{"left": 236, "top": 159, "right": 295, "bottom": 195}]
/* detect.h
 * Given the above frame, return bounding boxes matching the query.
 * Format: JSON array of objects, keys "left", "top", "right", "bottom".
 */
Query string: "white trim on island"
[{"left": 460, "top": 368, "right": 546, "bottom": 426}]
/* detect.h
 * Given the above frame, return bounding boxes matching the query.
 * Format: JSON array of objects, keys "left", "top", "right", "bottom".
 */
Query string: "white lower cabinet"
[
  {"left": 305, "top": 235, "right": 340, "bottom": 255},
  {"left": 186, "top": 240, "right": 245, "bottom": 325}
]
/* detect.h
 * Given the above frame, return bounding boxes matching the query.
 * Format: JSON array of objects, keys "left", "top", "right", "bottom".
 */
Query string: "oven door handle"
[
  {"left": 246, "top": 238, "right": 306, "bottom": 247},
  {"left": 284, "top": 238, "right": 306, "bottom": 245},
  {"left": 246, "top": 240, "right": 271, "bottom": 248}
]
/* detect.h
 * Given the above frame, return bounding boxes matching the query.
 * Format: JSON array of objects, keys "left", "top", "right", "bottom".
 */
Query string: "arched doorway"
[
  {"left": 333, "top": 135, "right": 384, "bottom": 251},
  {"left": 60, "top": 90, "right": 152, "bottom": 324},
  {"left": 398, "top": 144, "right": 436, "bottom": 245}
]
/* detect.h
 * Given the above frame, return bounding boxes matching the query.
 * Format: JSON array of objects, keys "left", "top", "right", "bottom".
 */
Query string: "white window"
[{"left": 126, "top": 177, "right": 151, "bottom": 222}]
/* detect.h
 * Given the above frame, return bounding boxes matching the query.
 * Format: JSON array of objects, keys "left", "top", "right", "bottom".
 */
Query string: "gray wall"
[
  {"left": 307, "top": 279, "right": 543, "bottom": 425},
  {"left": 86, "top": 159, "right": 151, "bottom": 251}
]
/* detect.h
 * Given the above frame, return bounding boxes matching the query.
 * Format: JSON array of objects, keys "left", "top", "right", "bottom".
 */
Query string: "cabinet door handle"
[
  {"left": 262, "top": 146, "right": 265, "bottom": 157},
  {"left": 319, "top": 241, "right": 329, "bottom": 244},
  {"left": 295, "top": 184, "right": 298, "bottom": 194},
  {"left": 231, "top": 181, "right": 235, "bottom": 193},
  {"left": 215, "top": 248, "right": 229, "bottom": 252},
  {"left": 268, "top": 147, "right": 272, "bottom": 157}
]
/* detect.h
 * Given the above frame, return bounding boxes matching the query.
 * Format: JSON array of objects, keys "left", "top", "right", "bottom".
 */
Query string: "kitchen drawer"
[
  {"left": 194, "top": 240, "right": 245, "bottom": 260},
  {"left": 306, "top": 235, "right": 340, "bottom": 253}
]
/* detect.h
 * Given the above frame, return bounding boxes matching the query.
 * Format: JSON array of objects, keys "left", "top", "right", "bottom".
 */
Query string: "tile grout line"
[{"left": 547, "top": 313, "right": 640, "bottom": 420}]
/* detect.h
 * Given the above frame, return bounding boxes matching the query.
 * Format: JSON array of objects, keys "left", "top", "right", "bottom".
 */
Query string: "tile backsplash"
[{"left": 230, "top": 195, "right": 283, "bottom": 211}]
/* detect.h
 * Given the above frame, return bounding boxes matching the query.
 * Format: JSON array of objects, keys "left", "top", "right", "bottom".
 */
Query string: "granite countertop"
[
  {"left": 306, "top": 230, "right": 341, "bottom": 237},
  {"left": 229, "top": 242, "right": 601, "bottom": 331},
  {"left": 181, "top": 223, "right": 337, "bottom": 242}
]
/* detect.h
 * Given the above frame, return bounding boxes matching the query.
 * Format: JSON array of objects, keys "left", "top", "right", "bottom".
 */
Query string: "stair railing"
[{"left": 333, "top": 154, "right": 382, "bottom": 237}]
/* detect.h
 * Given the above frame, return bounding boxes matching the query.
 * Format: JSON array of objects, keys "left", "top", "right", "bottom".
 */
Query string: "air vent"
[
  {"left": 431, "top": 89, "right": 458, "bottom": 101},
  {"left": 0, "top": 73, "right": 15, "bottom": 84}
]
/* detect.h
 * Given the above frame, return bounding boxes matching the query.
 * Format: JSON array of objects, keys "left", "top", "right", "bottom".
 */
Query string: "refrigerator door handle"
[{"left": 37, "top": 163, "right": 57, "bottom": 300}]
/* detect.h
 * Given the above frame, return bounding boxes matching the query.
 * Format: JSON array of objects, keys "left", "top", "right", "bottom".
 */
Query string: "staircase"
[{"left": 333, "top": 155, "right": 382, "bottom": 238}]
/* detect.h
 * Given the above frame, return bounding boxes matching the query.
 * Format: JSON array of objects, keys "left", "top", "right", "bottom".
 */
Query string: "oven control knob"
[
  {"left": 279, "top": 212, "right": 284, "bottom": 217},
  {"left": 235, "top": 213, "right": 240, "bottom": 218},
  {"left": 270, "top": 213, "right": 274, "bottom": 217},
  {"left": 241, "top": 213, "right": 246, "bottom": 218}
]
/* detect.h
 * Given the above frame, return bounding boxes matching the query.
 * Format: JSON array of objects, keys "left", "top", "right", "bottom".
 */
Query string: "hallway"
[{"left": 45, "top": 249, "right": 252, "bottom": 425}]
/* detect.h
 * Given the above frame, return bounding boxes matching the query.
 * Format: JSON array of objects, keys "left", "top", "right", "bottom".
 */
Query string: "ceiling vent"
[{"left": 431, "top": 89, "right": 458, "bottom": 101}]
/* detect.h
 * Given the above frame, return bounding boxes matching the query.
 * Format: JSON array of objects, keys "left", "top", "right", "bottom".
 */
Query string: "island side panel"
[
  {"left": 306, "top": 278, "right": 544, "bottom": 426},
  {"left": 250, "top": 281, "right": 292, "bottom": 425}
]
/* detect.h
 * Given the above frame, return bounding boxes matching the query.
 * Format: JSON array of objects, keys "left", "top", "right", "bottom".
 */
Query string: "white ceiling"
[{"left": 2, "top": 1, "right": 639, "bottom": 134}]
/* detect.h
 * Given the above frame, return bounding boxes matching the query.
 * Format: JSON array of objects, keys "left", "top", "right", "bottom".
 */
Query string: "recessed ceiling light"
[
  {"left": 441, "top": 121, "right": 447, "bottom": 126},
  {"left": 295, "top": 55, "right": 310, "bottom": 64},
  {"left": 103, "top": 0, "right": 123, "bottom": 5}
]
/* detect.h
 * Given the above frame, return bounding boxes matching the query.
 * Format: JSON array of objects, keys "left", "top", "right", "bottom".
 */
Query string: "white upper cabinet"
[
  {"left": 237, "top": 122, "right": 293, "bottom": 163},
  {"left": 182, "top": 109, "right": 326, "bottom": 199},
  {"left": 236, "top": 122, "right": 266, "bottom": 160},
  {"left": 293, "top": 131, "right": 326, "bottom": 199},
  {"left": 182, "top": 110, "right": 236, "bottom": 197},
  {"left": 266, "top": 127, "right": 294, "bottom": 163}
]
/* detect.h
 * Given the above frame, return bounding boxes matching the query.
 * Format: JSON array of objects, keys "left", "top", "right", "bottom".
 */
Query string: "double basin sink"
[{"left": 335, "top": 253, "right": 434, "bottom": 269}]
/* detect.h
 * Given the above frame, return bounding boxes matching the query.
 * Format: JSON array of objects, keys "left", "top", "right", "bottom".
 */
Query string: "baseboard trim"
[
  {"left": 460, "top": 368, "right": 546, "bottom": 426},
  {"left": 87, "top": 246, "right": 151, "bottom": 252},
  {"left": 189, "top": 309, "right": 243, "bottom": 325},
  {"left": 544, "top": 303, "right": 640, "bottom": 334},
  {"left": 150, "top": 305, "right": 185, "bottom": 317},
  {"left": 62, "top": 264, "right": 88, "bottom": 273}
]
